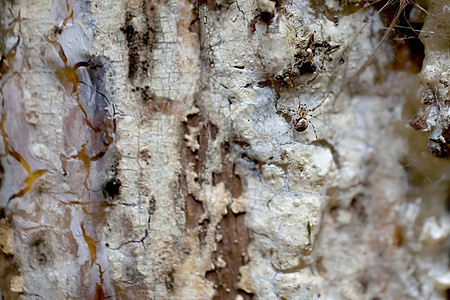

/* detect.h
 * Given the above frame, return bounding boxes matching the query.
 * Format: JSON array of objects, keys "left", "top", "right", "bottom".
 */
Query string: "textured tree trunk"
[{"left": 0, "top": 0, "right": 449, "bottom": 299}]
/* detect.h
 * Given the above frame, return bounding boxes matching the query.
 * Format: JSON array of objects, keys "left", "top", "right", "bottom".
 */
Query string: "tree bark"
[{"left": 0, "top": 0, "right": 449, "bottom": 299}]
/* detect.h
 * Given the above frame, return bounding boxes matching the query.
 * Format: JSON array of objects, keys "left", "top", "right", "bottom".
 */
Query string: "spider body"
[
  {"left": 294, "top": 117, "right": 308, "bottom": 132},
  {"left": 294, "top": 104, "right": 310, "bottom": 132},
  {"left": 278, "top": 102, "right": 319, "bottom": 138}
]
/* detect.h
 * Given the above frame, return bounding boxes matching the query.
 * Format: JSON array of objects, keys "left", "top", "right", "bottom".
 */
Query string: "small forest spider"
[{"left": 278, "top": 101, "right": 321, "bottom": 139}]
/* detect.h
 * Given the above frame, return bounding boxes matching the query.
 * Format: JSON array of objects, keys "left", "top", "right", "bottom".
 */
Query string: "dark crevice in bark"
[
  {"left": 121, "top": 0, "right": 155, "bottom": 81},
  {"left": 373, "top": 0, "right": 425, "bottom": 73}
]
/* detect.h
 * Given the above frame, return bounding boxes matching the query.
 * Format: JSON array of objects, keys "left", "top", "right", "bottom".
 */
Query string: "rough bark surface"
[{"left": 0, "top": 0, "right": 449, "bottom": 299}]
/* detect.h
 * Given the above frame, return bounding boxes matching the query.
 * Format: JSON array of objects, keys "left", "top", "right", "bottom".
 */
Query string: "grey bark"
[{"left": 0, "top": 0, "right": 449, "bottom": 299}]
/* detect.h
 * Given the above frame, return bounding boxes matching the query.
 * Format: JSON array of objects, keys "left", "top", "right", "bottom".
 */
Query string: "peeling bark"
[{"left": 1, "top": 0, "right": 449, "bottom": 299}]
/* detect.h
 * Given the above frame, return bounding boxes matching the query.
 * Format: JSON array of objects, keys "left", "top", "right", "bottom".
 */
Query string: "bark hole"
[
  {"left": 373, "top": 0, "right": 425, "bottom": 73},
  {"left": 103, "top": 177, "right": 122, "bottom": 199}
]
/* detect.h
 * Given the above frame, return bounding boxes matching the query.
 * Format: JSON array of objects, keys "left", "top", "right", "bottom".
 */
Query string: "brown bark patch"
[
  {"left": 180, "top": 112, "right": 219, "bottom": 233},
  {"left": 213, "top": 142, "right": 242, "bottom": 198},
  {"left": 113, "top": 281, "right": 150, "bottom": 299},
  {"left": 183, "top": 193, "right": 204, "bottom": 230},
  {"left": 180, "top": 113, "right": 215, "bottom": 229},
  {"left": 0, "top": 219, "right": 19, "bottom": 299},
  {"left": 0, "top": 253, "right": 19, "bottom": 299},
  {"left": 206, "top": 208, "right": 252, "bottom": 299}
]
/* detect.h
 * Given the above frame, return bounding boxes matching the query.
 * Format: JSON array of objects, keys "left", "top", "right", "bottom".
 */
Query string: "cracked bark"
[{"left": 1, "top": 0, "right": 449, "bottom": 299}]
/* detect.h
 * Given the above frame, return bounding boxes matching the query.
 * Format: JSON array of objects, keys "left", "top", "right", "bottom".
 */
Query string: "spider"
[{"left": 278, "top": 101, "right": 320, "bottom": 139}]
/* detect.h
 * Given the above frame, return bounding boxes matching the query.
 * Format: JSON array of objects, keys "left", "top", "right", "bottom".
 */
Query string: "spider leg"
[
  {"left": 310, "top": 94, "right": 332, "bottom": 112},
  {"left": 281, "top": 121, "right": 294, "bottom": 137},
  {"left": 307, "top": 108, "right": 321, "bottom": 119},
  {"left": 308, "top": 119, "right": 318, "bottom": 139},
  {"left": 277, "top": 102, "right": 296, "bottom": 115}
]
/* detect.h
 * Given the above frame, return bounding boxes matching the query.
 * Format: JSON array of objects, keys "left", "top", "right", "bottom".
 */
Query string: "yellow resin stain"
[
  {"left": 1, "top": 89, "right": 47, "bottom": 203},
  {"left": 8, "top": 169, "right": 47, "bottom": 202},
  {"left": 45, "top": 36, "right": 82, "bottom": 94},
  {"left": 43, "top": 9, "right": 116, "bottom": 296},
  {"left": 81, "top": 223, "right": 97, "bottom": 267}
]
